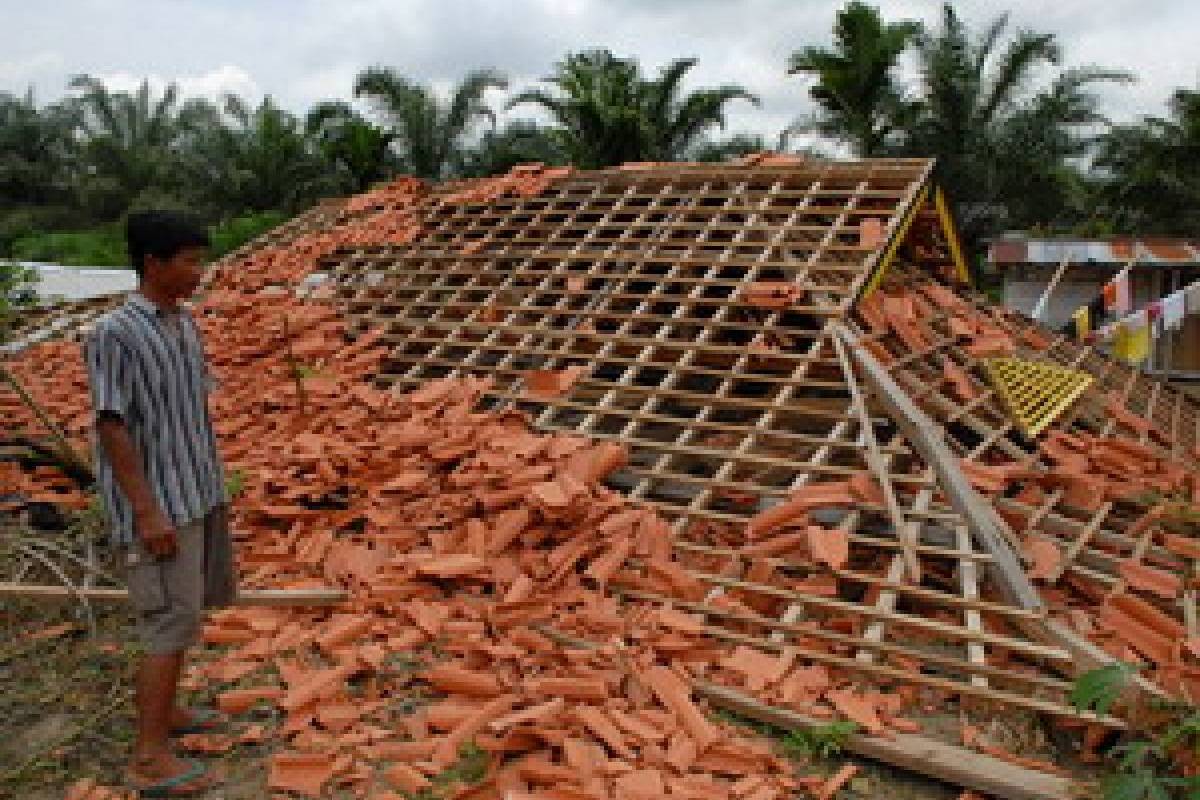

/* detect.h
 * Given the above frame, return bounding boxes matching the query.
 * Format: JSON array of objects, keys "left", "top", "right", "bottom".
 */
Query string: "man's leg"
[
  {"left": 125, "top": 518, "right": 211, "bottom": 791},
  {"left": 131, "top": 651, "right": 206, "bottom": 785}
]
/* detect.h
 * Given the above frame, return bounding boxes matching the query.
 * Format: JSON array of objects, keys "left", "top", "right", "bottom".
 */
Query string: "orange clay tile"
[
  {"left": 216, "top": 687, "right": 283, "bottom": 715},
  {"left": 1096, "top": 604, "right": 1174, "bottom": 665},
  {"left": 1023, "top": 539, "right": 1061, "bottom": 583},
  {"left": 432, "top": 694, "right": 518, "bottom": 767},
  {"left": 524, "top": 366, "right": 587, "bottom": 398},
  {"left": 817, "top": 764, "right": 859, "bottom": 800},
  {"left": 640, "top": 665, "right": 719, "bottom": 753},
  {"left": 1119, "top": 561, "right": 1183, "bottom": 599},
  {"left": 572, "top": 705, "right": 635, "bottom": 759},
  {"left": 384, "top": 763, "right": 432, "bottom": 793},
  {"left": 806, "top": 526, "right": 849, "bottom": 571},
  {"left": 424, "top": 664, "right": 505, "bottom": 697},
  {"left": 267, "top": 751, "right": 336, "bottom": 797},
  {"left": 741, "top": 281, "right": 805, "bottom": 310},
  {"left": 824, "top": 688, "right": 885, "bottom": 735}
]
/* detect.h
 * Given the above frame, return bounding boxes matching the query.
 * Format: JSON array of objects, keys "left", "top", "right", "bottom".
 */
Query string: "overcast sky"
[{"left": 2, "top": 0, "right": 1197, "bottom": 147}]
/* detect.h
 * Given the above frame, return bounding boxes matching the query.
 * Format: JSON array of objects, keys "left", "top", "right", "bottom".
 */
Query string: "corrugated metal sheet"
[{"left": 988, "top": 238, "right": 1200, "bottom": 266}]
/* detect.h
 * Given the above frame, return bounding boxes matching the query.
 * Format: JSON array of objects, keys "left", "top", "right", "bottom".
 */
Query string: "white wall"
[{"left": 21, "top": 262, "right": 136, "bottom": 302}]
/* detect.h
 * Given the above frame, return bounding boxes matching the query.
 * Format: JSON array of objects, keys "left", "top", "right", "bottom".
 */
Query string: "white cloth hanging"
[
  {"left": 1188, "top": 280, "right": 1200, "bottom": 314},
  {"left": 1114, "top": 268, "right": 1133, "bottom": 316},
  {"left": 1162, "top": 290, "right": 1186, "bottom": 331}
]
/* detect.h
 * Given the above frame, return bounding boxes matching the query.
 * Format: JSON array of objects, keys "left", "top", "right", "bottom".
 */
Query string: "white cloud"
[
  {"left": 91, "top": 65, "right": 261, "bottom": 104},
  {"left": 0, "top": 50, "right": 66, "bottom": 95},
  {"left": 1, "top": 0, "right": 1197, "bottom": 137}
]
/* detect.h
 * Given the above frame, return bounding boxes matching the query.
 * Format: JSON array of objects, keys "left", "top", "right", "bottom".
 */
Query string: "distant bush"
[
  {"left": 10, "top": 226, "right": 129, "bottom": 266},
  {"left": 208, "top": 211, "right": 288, "bottom": 259}
]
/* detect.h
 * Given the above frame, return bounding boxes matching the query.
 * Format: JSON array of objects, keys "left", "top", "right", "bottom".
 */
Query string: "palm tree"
[
  {"left": 305, "top": 101, "right": 399, "bottom": 193},
  {"left": 902, "top": 5, "right": 1130, "bottom": 239},
  {"left": 688, "top": 134, "right": 769, "bottom": 163},
  {"left": 0, "top": 89, "right": 80, "bottom": 207},
  {"left": 68, "top": 74, "right": 191, "bottom": 215},
  {"left": 787, "top": 2, "right": 921, "bottom": 156},
  {"left": 508, "top": 49, "right": 758, "bottom": 169},
  {"left": 199, "top": 95, "right": 334, "bottom": 214},
  {"left": 353, "top": 67, "right": 507, "bottom": 180},
  {"left": 642, "top": 56, "right": 760, "bottom": 161},
  {"left": 458, "top": 121, "right": 563, "bottom": 178},
  {"left": 1095, "top": 88, "right": 1200, "bottom": 234}
]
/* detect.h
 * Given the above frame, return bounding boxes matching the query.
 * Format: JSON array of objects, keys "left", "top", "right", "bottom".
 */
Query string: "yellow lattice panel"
[{"left": 984, "top": 357, "right": 1094, "bottom": 438}]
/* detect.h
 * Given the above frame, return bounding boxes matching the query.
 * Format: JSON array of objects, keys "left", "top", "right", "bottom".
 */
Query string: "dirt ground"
[{"left": 0, "top": 601, "right": 980, "bottom": 800}]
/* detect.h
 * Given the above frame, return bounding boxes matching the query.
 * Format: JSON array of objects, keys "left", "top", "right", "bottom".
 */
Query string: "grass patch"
[
  {"left": 208, "top": 211, "right": 288, "bottom": 259},
  {"left": 10, "top": 227, "right": 129, "bottom": 267}
]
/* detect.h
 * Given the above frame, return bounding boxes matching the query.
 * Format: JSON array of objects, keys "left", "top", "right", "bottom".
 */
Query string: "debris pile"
[{"left": 3, "top": 159, "right": 1200, "bottom": 799}]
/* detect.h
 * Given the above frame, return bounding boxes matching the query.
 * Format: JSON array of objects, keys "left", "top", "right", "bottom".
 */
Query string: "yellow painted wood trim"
[
  {"left": 861, "top": 183, "right": 930, "bottom": 299},
  {"left": 983, "top": 358, "right": 1094, "bottom": 438},
  {"left": 934, "top": 186, "right": 971, "bottom": 286}
]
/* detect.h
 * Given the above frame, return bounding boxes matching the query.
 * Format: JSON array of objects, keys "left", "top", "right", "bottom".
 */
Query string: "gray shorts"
[{"left": 120, "top": 505, "right": 236, "bottom": 654}]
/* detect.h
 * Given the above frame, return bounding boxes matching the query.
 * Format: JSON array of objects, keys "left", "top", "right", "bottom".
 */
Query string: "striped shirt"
[{"left": 84, "top": 293, "right": 227, "bottom": 546}]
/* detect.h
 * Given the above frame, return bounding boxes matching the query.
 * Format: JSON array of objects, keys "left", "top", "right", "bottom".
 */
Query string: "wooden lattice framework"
[
  {"left": 864, "top": 262, "right": 1200, "bottom": 646},
  {"left": 325, "top": 160, "right": 1121, "bottom": 727}
]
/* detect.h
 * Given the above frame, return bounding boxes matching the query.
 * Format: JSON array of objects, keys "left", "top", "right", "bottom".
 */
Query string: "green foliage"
[
  {"left": 9, "top": 226, "right": 129, "bottom": 267},
  {"left": 901, "top": 5, "right": 1131, "bottom": 243},
  {"left": 224, "top": 468, "right": 247, "bottom": 500},
  {"left": 409, "top": 741, "right": 489, "bottom": 798},
  {"left": 508, "top": 49, "right": 758, "bottom": 169},
  {"left": 783, "top": 721, "right": 860, "bottom": 759},
  {"left": 1096, "top": 88, "right": 1200, "bottom": 234},
  {"left": 1100, "top": 738, "right": 1200, "bottom": 800},
  {"left": 459, "top": 121, "right": 564, "bottom": 178},
  {"left": 0, "top": 259, "right": 37, "bottom": 342},
  {"left": 208, "top": 211, "right": 288, "bottom": 259},
  {"left": 787, "top": 1, "right": 921, "bottom": 156},
  {"left": 1093, "top": 707, "right": 1200, "bottom": 799},
  {"left": 1070, "top": 662, "right": 1138, "bottom": 716},
  {"left": 305, "top": 100, "right": 399, "bottom": 192},
  {"left": 355, "top": 67, "right": 508, "bottom": 180}
]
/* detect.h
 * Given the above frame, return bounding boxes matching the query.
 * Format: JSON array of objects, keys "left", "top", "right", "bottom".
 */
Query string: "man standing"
[{"left": 85, "top": 210, "right": 234, "bottom": 796}]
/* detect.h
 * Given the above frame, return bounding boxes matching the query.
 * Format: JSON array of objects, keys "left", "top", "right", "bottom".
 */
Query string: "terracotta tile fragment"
[
  {"left": 806, "top": 526, "right": 849, "bottom": 571},
  {"left": 1119, "top": 561, "right": 1182, "bottom": 598},
  {"left": 1023, "top": 539, "right": 1061, "bottom": 583},
  {"left": 268, "top": 751, "right": 336, "bottom": 797},
  {"left": 817, "top": 764, "right": 859, "bottom": 800},
  {"left": 384, "top": 763, "right": 432, "bottom": 793}
]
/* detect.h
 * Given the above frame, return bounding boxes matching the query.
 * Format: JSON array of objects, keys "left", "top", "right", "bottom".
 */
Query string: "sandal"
[
  {"left": 170, "top": 708, "right": 226, "bottom": 735},
  {"left": 131, "top": 759, "right": 212, "bottom": 797}
]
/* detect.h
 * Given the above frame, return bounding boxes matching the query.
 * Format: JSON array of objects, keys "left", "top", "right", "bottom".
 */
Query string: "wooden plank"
[
  {"left": 534, "top": 620, "right": 1085, "bottom": 798},
  {"left": 0, "top": 583, "right": 348, "bottom": 607},
  {"left": 696, "top": 682, "right": 1079, "bottom": 800},
  {"left": 626, "top": 570, "right": 1066, "bottom": 660},
  {"left": 831, "top": 321, "right": 1044, "bottom": 611},
  {"left": 831, "top": 331, "right": 919, "bottom": 580}
]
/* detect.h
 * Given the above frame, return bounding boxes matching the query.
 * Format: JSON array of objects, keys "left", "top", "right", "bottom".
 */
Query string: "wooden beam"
[
  {"left": 534, "top": 624, "right": 1082, "bottom": 800},
  {"left": 697, "top": 682, "right": 1079, "bottom": 800},
  {"left": 831, "top": 322, "right": 1044, "bottom": 612},
  {"left": 0, "top": 583, "right": 348, "bottom": 607}
]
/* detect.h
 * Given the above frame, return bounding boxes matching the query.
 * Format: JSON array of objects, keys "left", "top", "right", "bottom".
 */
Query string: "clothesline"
[{"left": 1069, "top": 270, "right": 1200, "bottom": 365}]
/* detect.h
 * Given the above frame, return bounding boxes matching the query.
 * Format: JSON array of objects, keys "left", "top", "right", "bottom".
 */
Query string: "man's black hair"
[{"left": 125, "top": 210, "right": 209, "bottom": 277}]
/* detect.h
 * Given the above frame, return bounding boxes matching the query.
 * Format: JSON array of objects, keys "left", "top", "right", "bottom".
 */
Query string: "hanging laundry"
[
  {"left": 1102, "top": 282, "right": 1116, "bottom": 311},
  {"left": 1114, "top": 267, "right": 1133, "bottom": 316},
  {"left": 1162, "top": 290, "right": 1186, "bottom": 331},
  {"left": 1071, "top": 306, "right": 1090, "bottom": 341},
  {"left": 1188, "top": 281, "right": 1200, "bottom": 314},
  {"left": 1110, "top": 313, "right": 1151, "bottom": 365}
]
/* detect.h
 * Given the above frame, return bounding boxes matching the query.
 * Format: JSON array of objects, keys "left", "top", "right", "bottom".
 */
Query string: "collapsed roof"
[{"left": 3, "top": 156, "right": 1199, "bottom": 800}]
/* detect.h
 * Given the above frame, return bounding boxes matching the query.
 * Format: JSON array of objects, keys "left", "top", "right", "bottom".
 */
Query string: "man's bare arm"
[{"left": 96, "top": 415, "right": 178, "bottom": 557}]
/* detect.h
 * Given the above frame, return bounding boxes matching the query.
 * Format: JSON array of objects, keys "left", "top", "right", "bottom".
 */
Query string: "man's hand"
[{"left": 136, "top": 508, "right": 178, "bottom": 559}]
